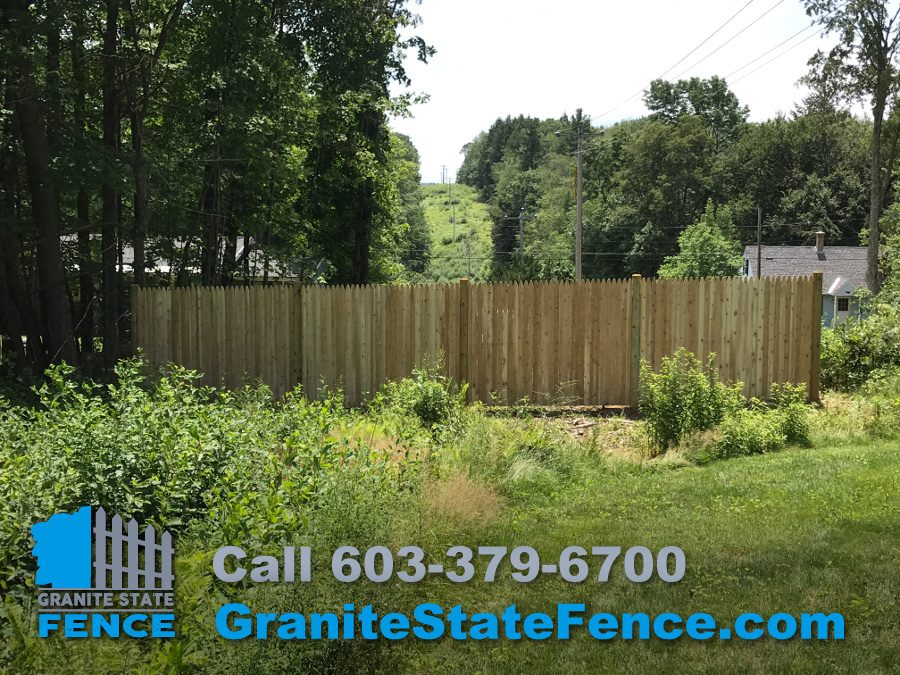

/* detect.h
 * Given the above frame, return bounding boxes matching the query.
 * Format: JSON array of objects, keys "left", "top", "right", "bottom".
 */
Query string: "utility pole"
[
  {"left": 518, "top": 209, "right": 525, "bottom": 253},
  {"left": 756, "top": 206, "right": 762, "bottom": 279},
  {"left": 556, "top": 109, "right": 601, "bottom": 282},
  {"left": 449, "top": 175, "right": 455, "bottom": 239},
  {"left": 576, "top": 133, "right": 584, "bottom": 281}
]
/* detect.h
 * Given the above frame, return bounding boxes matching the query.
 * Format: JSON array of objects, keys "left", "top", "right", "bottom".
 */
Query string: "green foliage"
[
  {"left": 879, "top": 203, "right": 900, "bottom": 302},
  {"left": 770, "top": 383, "right": 813, "bottom": 447},
  {"left": 639, "top": 348, "right": 744, "bottom": 452},
  {"left": 457, "top": 78, "right": 872, "bottom": 282},
  {"left": 419, "top": 183, "right": 492, "bottom": 281},
  {"left": 0, "top": 359, "right": 416, "bottom": 594},
  {"left": 0, "top": 354, "right": 887, "bottom": 672},
  {"left": 857, "top": 370, "right": 900, "bottom": 438},
  {"left": 821, "top": 302, "right": 900, "bottom": 391},
  {"left": 369, "top": 364, "right": 467, "bottom": 432},
  {"left": 657, "top": 200, "right": 744, "bottom": 278},
  {"left": 680, "top": 383, "right": 811, "bottom": 464},
  {"left": 392, "top": 133, "right": 432, "bottom": 277},
  {"left": 704, "top": 408, "right": 787, "bottom": 462},
  {"left": 0, "top": 1, "right": 435, "bottom": 371},
  {"left": 644, "top": 76, "right": 748, "bottom": 151}
]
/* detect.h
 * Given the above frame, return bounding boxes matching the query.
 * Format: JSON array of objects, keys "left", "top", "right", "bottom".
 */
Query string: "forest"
[
  {"left": 0, "top": 0, "right": 432, "bottom": 372},
  {"left": 456, "top": 79, "right": 881, "bottom": 281}
]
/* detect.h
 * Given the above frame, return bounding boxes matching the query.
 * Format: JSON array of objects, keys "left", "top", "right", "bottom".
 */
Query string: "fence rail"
[{"left": 133, "top": 274, "right": 822, "bottom": 406}]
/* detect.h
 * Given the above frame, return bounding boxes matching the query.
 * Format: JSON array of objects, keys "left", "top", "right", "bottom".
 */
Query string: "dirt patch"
[
  {"left": 550, "top": 415, "right": 645, "bottom": 459},
  {"left": 424, "top": 474, "right": 503, "bottom": 527}
]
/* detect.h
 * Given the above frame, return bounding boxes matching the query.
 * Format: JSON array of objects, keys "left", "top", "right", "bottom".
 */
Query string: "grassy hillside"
[{"left": 420, "top": 183, "right": 493, "bottom": 282}]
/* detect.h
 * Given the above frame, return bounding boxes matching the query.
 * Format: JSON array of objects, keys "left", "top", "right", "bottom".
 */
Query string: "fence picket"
[{"left": 132, "top": 276, "right": 821, "bottom": 406}]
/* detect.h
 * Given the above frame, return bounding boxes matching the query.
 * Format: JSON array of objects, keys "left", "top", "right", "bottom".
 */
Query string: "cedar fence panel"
[{"left": 132, "top": 274, "right": 821, "bottom": 405}]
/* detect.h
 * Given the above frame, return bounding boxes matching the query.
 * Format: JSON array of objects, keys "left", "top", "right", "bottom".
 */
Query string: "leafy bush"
[
  {"left": 698, "top": 409, "right": 787, "bottom": 462},
  {"left": 0, "top": 360, "right": 416, "bottom": 594},
  {"left": 677, "top": 383, "right": 811, "bottom": 463},
  {"left": 769, "top": 383, "right": 812, "bottom": 447},
  {"left": 821, "top": 302, "right": 900, "bottom": 391},
  {"left": 639, "top": 349, "right": 744, "bottom": 453},
  {"left": 369, "top": 364, "right": 467, "bottom": 431},
  {"left": 857, "top": 370, "right": 900, "bottom": 438}
]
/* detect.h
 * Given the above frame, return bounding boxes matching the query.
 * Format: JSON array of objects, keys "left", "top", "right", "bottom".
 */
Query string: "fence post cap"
[{"left": 631, "top": 274, "right": 642, "bottom": 279}]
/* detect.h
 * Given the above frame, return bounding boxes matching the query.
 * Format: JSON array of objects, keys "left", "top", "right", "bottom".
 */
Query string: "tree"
[
  {"left": 392, "top": 133, "right": 431, "bottom": 276},
  {"left": 657, "top": 202, "right": 743, "bottom": 279},
  {"left": 2, "top": 0, "right": 77, "bottom": 365},
  {"left": 0, "top": 0, "right": 432, "bottom": 376},
  {"left": 804, "top": 0, "right": 900, "bottom": 292},
  {"left": 644, "top": 76, "right": 748, "bottom": 152},
  {"left": 299, "top": 0, "right": 433, "bottom": 284}
]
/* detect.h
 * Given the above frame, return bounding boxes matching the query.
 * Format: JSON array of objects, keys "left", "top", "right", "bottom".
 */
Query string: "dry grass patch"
[
  {"left": 579, "top": 416, "right": 645, "bottom": 460},
  {"left": 329, "top": 420, "right": 427, "bottom": 463},
  {"left": 424, "top": 474, "right": 503, "bottom": 527}
]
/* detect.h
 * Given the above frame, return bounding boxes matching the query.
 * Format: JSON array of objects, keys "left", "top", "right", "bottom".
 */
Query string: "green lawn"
[
  {"left": 387, "top": 435, "right": 899, "bottom": 673},
  {"left": 420, "top": 183, "right": 493, "bottom": 282}
]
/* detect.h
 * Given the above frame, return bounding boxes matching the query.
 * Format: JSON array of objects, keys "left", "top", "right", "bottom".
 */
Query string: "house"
[
  {"left": 60, "top": 235, "right": 302, "bottom": 283},
  {"left": 743, "top": 231, "right": 867, "bottom": 327}
]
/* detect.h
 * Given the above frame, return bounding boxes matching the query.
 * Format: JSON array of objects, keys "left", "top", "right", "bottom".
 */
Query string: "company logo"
[{"left": 31, "top": 506, "right": 176, "bottom": 638}]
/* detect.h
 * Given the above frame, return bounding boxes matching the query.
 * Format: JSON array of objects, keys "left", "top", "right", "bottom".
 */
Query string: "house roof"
[
  {"left": 60, "top": 234, "right": 298, "bottom": 279},
  {"left": 743, "top": 245, "right": 868, "bottom": 295}
]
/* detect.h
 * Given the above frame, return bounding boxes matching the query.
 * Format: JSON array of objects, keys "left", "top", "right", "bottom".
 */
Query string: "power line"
[
  {"left": 671, "top": 0, "right": 787, "bottom": 81},
  {"left": 725, "top": 20, "right": 820, "bottom": 79},
  {"left": 597, "top": 0, "right": 759, "bottom": 119},
  {"left": 731, "top": 27, "right": 824, "bottom": 83}
]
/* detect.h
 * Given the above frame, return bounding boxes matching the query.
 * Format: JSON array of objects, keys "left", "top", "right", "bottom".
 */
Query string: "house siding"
[{"left": 822, "top": 295, "right": 862, "bottom": 327}]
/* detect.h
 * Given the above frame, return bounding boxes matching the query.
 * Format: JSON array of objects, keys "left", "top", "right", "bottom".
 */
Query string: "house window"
[{"left": 837, "top": 297, "right": 849, "bottom": 312}]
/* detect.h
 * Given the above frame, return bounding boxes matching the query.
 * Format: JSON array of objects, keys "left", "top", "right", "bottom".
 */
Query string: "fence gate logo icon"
[{"left": 31, "top": 506, "right": 177, "bottom": 638}]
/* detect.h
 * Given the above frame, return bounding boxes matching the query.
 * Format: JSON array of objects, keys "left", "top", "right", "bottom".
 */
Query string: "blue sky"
[{"left": 390, "top": 0, "right": 841, "bottom": 183}]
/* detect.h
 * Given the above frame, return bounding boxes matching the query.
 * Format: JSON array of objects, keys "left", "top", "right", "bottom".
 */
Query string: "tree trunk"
[
  {"left": 200, "top": 162, "right": 221, "bottom": 284},
  {"left": 351, "top": 180, "right": 373, "bottom": 284},
  {"left": 221, "top": 228, "right": 238, "bottom": 285},
  {"left": 6, "top": 8, "right": 77, "bottom": 365},
  {"left": 101, "top": 0, "right": 121, "bottom": 366},
  {"left": 0, "top": 142, "right": 44, "bottom": 367},
  {"left": 131, "top": 106, "right": 150, "bottom": 286},
  {"left": 12, "top": 98, "right": 77, "bottom": 364},
  {"left": 3, "top": 1, "right": 76, "bottom": 366},
  {"left": 75, "top": 191, "right": 94, "bottom": 352},
  {"left": 868, "top": 98, "right": 886, "bottom": 293},
  {"left": 72, "top": 13, "right": 94, "bottom": 353},
  {"left": 0, "top": 256, "right": 27, "bottom": 363}
]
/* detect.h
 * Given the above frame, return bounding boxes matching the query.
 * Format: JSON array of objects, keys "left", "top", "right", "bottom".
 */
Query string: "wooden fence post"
[
  {"left": 809, "top": 271, "right": 823, "bottom": 402},
  {"left": 458, "top": 278, "right": 470, "bottom": 401},
  {"left": 629, "top": 274, "right": 642, "bottom": 408}
]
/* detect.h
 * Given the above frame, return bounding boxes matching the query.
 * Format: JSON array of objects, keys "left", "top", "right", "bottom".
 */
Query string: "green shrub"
[
  {"left": 857, "top": 370, "right": 900, "bottom": 438},
  {"left": 769, "top": 383, "right": 812, "bottom": 447},
  {"left": 369, "top": 364, "right": 467, "bottom": 431},
  {"left": 678, "top": 383, "right": 811, "bottom": 463},
  {"left": 704, "top": 409, "right": 787, "bottom": 462},
  {"left": 639, "top": 349, "right": 744, "bottom": 453},
  {"left": 821, "top": 302, "right": 900, "bottom": 391},
  {"left": 0, "top": 360, "right": 417, "bottom": 594}
]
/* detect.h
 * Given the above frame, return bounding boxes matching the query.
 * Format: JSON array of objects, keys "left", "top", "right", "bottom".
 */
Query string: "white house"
[{"left": 743, "top": 231, "right": 868, "bottom": 327}]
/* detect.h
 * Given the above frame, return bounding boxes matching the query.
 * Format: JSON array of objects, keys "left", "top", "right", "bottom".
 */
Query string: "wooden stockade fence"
[{"left": 132, "top": 274, "right": 822, "bottom": 406}]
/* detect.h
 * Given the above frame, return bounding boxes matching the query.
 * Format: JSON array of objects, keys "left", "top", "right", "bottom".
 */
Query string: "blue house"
[{"left": 743, "top": 232, "right": 868, "bottom": 327}]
